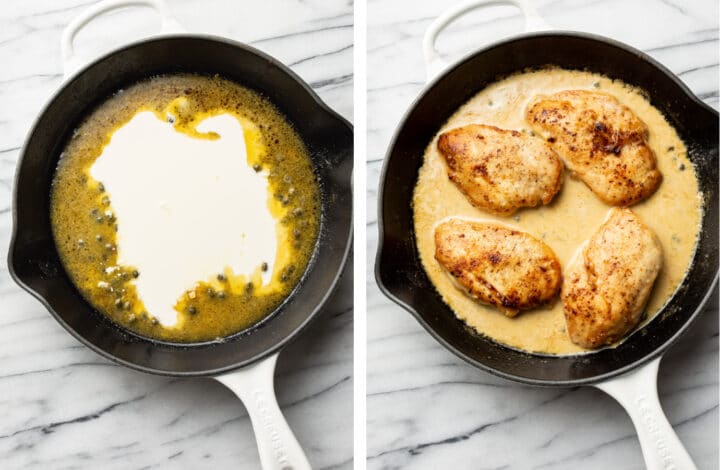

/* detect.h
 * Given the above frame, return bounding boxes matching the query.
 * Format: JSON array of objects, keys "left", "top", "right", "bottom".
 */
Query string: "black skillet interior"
[
  {"left": 9, "top": 36, "right": 353, "bottom": 376},
  {"left": 376, "top": 32, "right": 718, "bottom": 386}
]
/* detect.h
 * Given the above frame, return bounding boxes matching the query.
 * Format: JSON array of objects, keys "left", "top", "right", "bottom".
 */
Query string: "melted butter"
[
  {"left": 51, "top": 74, "right": 320, "bottom": 343},
  {"left": 413, "top": 69, "right": 702, "bottom": 355}
]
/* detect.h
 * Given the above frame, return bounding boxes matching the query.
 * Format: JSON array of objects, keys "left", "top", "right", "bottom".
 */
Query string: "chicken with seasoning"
[
  {"left": 562, "top": 208, "right": 662, "bottom": 348},
  {"left": 526, "top": 90, "right": 662, "bottom": 206},
  {"left": 437, "top": 124, "right": 563, "bottom": 216},
  {"left": 434, "top": 218, "right": 562, "bottom": 317}
]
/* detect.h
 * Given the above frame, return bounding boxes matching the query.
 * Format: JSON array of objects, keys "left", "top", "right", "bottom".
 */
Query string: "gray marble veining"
[
  {"left": 0, "top": 0, "right": 352, "bottom": 469},
  {"left": 367, "top": 0, "right": 718, "bottom": 468}
]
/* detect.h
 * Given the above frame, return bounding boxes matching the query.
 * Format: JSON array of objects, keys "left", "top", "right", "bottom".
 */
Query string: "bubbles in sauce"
[
  {"left": 51, "top": 74, "right": 320, "bottom": 343},
  {"left": 413, "top": 68, "right": 702, "bottom": 355}
]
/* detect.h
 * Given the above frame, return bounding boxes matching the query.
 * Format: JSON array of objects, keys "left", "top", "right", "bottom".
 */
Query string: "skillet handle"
[
  {"left": 215, "top": 354, "right": 311, "bottom": 470},
  {"left": 594, "top": 357, "right": 697, "bottom": 470},
  {"left": 422, "top": 0, "right": 550, "bottom": 80},
  {"left": 61, "top": 0, "right": 184, "bottom": 76}
]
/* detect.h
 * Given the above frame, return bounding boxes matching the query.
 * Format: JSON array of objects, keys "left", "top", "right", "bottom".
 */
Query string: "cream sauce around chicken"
[{"left": 413, "top": 68, "right": 702, "bottom": 355}]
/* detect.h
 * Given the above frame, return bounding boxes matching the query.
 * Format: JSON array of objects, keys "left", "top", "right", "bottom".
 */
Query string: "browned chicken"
[
  {"left": 434, "top": 218, "right": 562, "bottom": 317},
  {"left": 562, "top": 208, "right": 662, "bottom": 348},
  {"left": 437, "top": 124, "right": 563, "bottom": 216},
  {"left": 525, "top": 90, "right": 662, "bottom": 206}
]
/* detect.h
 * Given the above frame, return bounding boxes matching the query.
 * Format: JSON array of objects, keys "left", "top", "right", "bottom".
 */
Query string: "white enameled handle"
[
  {"left": 215, "top": 354, "right": 311, "bottom": 470},
  {"left": 61, "top": 0, "right": 184, "bottom": 76},
  {"left": 594, "top": 357, "right": 697, "bottom": 470},
  {"left": 422, "top": 0, "right": 550, "bottom": 80}
]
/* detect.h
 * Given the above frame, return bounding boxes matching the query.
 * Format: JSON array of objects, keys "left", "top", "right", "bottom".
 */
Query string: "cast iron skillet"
[
  {"left": 7, "top": 1, "right": 351, "bottom": 469},
  {"left": 375, "top": 1, "right": 717, "bottom": 468}
]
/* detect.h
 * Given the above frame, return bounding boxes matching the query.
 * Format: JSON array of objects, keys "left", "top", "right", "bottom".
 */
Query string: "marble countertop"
[
  {"left": 0, "top": 0, "right": 352, "bottom": 469},
  {"left": 367, "top": 0, "right": 718, "bottom": 468}
]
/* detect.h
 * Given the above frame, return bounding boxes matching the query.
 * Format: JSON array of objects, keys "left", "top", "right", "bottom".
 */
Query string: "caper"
[
  {"left": 101, "top": 196, "right": 110, "bottom": 205},
  {"left": 151, "top": 317, "right": 159, "bottom": 325},
  {"left": 245, "top": 282, "right": 254, "bottom": 294},
  {"left": 104, "top": 211, "right": 115, "bottom": 221},
  {"left": 132, "top": 270, "right": 139, "bottom": 278},
  {"left": 123, "top": 301, "right": 131, "bottom": 310},
  {"left": 280, "top": 272, "right": 289, "bottom": 282},
  {"left": 217, "top": 273, "right": 226, "bottom": 281},
  {"left": 78, "top": 239, "right": 85, "bottom": 247},
  {"left": 679, "top": 163, "right": 685, "bottom": 171},
  {"left": 96, "top": 234, "right": 102, "bottom": 242},
  {"left": 281, "top": 195, "right": 289, "bottom": 206},
  {"left": 288, "top": 187, "right": 296, "bottom": 196},
  {"left": 105, "top": 243, "right": 115, "bottom": 251},
  {"left": 252, "top": 163, "right": 262, "bottom": 172},
  {"left": 292, "top": 208, "right": 303, "bottom": 217},
  {"left": 98, "top": 182, "right": 105, "bottom": 192},
  {"left": 218, "top": 291, "right": 226, "bottom": 299},
  {"left": 261, "top": 262, "right": 268, "bottom": 272},
  {"left": 91, "top": 208, "right": 99, "bottom": 216},
  {"left": 187, "top": 306, "right": 197, "bottom": 314},
  {"left": 207, "top": 288, "right": 216, "bottom": 298},
  {"left": 95, "top": 216, "right": 103, "bottom": 223},
  {"left": 114, "top": 299, "right": 123, "bottom": 308}
]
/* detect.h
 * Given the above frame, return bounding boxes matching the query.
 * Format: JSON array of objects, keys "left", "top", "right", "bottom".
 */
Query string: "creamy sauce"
[
  {"left": 413, "top": 69, "right": 702, "bottom": 355},
  {"left": 51, "top": 74, "right": 320, "bottom": 343},
  {"left": 91, "top": 109, "right": 277, "bottom": 326}
]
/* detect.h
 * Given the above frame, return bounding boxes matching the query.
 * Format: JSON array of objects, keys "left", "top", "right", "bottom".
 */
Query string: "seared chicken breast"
[
  {"left": 437, "top": 124, "right": 563, "bottom": 216},
  {"left": 434, "top": 218, "right": 562, "bottom": 317},
  {"left": 562, "top": 208, "right": 662, "bottom": 349},
  {"left": 526, "top": 90, "right": 661, "bottom": 206}
]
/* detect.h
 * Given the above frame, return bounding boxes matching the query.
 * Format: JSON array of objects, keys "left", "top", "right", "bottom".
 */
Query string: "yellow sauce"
[
  {"left": 51, "top": 74, "right": 320, "bottom": 343},
  {"left": 413, "top": 69, "right": 702, "bottom": 355}
]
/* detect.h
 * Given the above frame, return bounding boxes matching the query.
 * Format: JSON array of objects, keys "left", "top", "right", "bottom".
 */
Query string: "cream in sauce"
[{"left": 91, "top": 109, "right": 277, "bottom": 326}]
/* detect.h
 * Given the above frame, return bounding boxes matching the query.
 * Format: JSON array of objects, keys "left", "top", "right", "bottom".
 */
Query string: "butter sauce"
[{"left": 51, "top": 74, "right": 320, "bottom": 343}]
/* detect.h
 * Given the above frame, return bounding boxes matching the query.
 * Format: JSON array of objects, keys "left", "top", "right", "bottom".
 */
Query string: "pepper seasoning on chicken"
[
  {"left": 526, "top": 90, "right": 662, "bottom": 206},
  {"left": 437, "top": 124, "right": 563, "bottom": 216},
  {"left": 434, "top": 218, "right": 562, "bottom": 317},
  {"left": 562, "top": 208, "right": 662, "bottom": 348}
]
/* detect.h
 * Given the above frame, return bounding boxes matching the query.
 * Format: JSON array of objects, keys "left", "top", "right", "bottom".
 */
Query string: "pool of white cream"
[{"left": 91, "top": 110, "right": 277, "bottom": 326}]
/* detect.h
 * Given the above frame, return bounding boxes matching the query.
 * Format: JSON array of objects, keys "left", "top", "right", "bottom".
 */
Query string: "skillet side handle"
[
  {"left": 61, "top": 0, "right": 185, "bottom": 77},
  {"left": 215, "top": 354, "right": 311, "bottom": 470},
  {"left": 422, "top": 0, "right": 550, "bottom": 81},
  {"left": 594, "top": 357, "right": 697, "bottom": 470}
]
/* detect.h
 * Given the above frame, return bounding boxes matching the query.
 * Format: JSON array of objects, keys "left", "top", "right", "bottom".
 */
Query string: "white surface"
[
  {"left": 367, "top": 0, "right": 718, "bottom": 469},
  {"left": 92, "top": 111, "right": 276, "bottom": 326},
  {"left": 0, "top": 0, "right": 352, "bottom": 469}
]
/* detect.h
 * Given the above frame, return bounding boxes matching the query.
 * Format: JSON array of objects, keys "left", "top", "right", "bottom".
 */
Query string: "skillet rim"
[
  {"left": 8, "top": 33, "right": 354, "bottom": 377},
  {"left": 375, "top": 30, "right": 719, "bottom": 387}
]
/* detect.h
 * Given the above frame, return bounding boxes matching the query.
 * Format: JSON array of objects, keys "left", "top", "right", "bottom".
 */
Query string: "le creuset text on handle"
[
  {"left": 595, "top": 357, "right": 697, "bottom": 470},
  {"left": 216, "top": 354, "right": 311, "bottom": 470}
]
